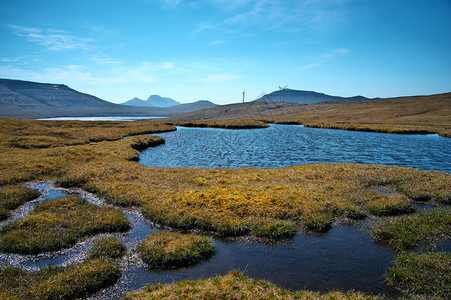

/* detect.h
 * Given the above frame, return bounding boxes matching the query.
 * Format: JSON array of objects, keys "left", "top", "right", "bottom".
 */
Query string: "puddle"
[{"left": 372, "top": 186, "right": 396, "bottom": 195}]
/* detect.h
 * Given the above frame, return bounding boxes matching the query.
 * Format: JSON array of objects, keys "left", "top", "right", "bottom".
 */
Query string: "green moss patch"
[
  {"left": 88, "top": 237, "right": 126, "bottom": 259},
  {"left": 138, "top": 232, "right": 216, "bottom": 268},
  {"left": 0, "top": 185, "right": 40, "bottom": 221},
  {"left": 125, "top": 270, "right": 383, "bottom": 299},
  {"left": 385, "top": 251, "right": 450, "bottom": 298},
  {"left": 0, "top": 258, "right": 121, "bottom": 300},
  {"left": 0, "top": 196, "right": 130, "bottom": 254},
  {"left": 370, "top": 208, "right": 451, "bottom": 251}
]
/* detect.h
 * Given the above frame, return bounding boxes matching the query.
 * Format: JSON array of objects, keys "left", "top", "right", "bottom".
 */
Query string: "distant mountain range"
[
  {"left": 255, "top": 89, "right": 367, "bottom": 104},
  {"left": 0, "top": 79, "right": 217, "bottom": 119},
  {"left": 121, "top": 95, "right": 180, "bottom": 107}
]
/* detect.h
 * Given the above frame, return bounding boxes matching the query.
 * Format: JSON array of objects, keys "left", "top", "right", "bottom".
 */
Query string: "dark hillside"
[{"left": 254, "top": 89, "right": 367, "bottom": 104}]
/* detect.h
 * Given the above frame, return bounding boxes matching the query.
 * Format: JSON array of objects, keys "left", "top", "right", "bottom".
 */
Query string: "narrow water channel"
[{"left": 1, "top": 181, "right": 398, "bottom": 299}]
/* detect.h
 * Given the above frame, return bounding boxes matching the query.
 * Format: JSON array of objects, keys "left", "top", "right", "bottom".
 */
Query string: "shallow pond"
[
  {"left": 1, "top": 182, "right": 398, "bottom": 299},
  {"left": 140, "top": 124, "right": 451, "bottom": 173}
]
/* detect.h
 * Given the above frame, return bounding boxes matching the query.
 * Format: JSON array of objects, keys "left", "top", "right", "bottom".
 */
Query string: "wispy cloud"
[
  {"left": 298, "top": 47, "right": 349, "bottom": 71},
  {"left": 157, "top": 62, "right": 175, "bottom": 69},
  {"left": 193, "top": 0, "right": 351, "bottom": 35},
  {"left": 0, "top": 63, "right": 158, "bottom": 87},
  {"left": 154, "top": 0, "right": 182, "bottom": 9},
  {"left": 90, "top": 55, "right": 122, "bottom": 64},
  {"left": 299, "top": 63, "right": 321, "bottom": 70},
  {"left": 207, "top": 0, "right": 255, "bottom": 11},
  {"left": 7, "top": 25, "right": 94, "bottom": 51},
  {"left": 320, "top": 48, "right": 349, "bottom": 60},
  {"left": 199, "top": 72, "right": 239, "bottom": 83},
  {"left": 209, "top": 40, "right": 225, "bottom": 45}
]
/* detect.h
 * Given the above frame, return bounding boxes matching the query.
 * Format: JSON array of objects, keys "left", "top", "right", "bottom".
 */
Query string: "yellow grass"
[
  {"left": 0, "top": 118, "right": 449, "bottom": 239},
  {"left": 125, "top": 270, "right": 384, "bottom": 299}
]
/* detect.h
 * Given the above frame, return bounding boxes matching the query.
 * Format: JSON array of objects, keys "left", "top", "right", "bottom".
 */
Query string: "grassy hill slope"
[{"left": 171, "top": 93, "right": 451, "bottom": 137}]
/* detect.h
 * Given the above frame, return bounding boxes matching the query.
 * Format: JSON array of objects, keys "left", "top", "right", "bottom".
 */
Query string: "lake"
[{"left": 140, "top": 124, "right": 451, "bottom": 173}]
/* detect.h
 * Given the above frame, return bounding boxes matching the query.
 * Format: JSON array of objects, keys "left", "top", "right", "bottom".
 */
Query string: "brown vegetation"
[
  {"left": 125, "top": 270, "right": 384, "bottom": 299},
  {"left": 171, "top": 93, "right": 451, "bottom": 137},
  {"left": 0, "top": 119, "right": 449, "bottom": 240}
]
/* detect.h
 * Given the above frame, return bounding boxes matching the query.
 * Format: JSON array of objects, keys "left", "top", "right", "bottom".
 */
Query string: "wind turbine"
[
  {"left": 242, "top": 90, "right": 246, "bottom": 103},
  {"left": 279, "top": 85, "right": 287, "bottom": 102}
]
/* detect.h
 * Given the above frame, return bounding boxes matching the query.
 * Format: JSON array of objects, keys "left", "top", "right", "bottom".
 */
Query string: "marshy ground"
[{"left": 0, "top": 118, "right": 449, "bottom": 299}]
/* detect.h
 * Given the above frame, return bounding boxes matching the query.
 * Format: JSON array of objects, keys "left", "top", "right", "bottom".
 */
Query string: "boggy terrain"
[{"left": 0, "top": 118, "right": 449, "bottom": 299}]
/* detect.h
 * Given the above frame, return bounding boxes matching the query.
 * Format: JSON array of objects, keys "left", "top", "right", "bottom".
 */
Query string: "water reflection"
[{"left": 139, "top": 124, "right": 451, "bottom": 173}]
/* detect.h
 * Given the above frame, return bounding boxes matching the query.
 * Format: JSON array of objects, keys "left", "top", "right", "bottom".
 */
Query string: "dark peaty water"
[{"left": 1, "top": 182, "right": 398, "bottom": 299}]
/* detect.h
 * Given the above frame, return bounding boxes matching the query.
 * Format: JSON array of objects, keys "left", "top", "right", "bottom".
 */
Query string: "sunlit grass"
[
  {"left": 139, "top": 232, "right": 216, "bottom": 268},
  {"left": 0, "top": 196, "right": 130, "bottom": 254},
  {"left": 1, "top": 119, "right": 449, "bottom": 240},
  {"left": 0, "top": 185, "right": 40, "bottom": 221},
  {"left": 93, "top": 163, "right": 448, "bottom": 238},
  {"left": 125, "top": 270, "right": 384, "bottom": 299},
  {"left": 56, "top": 154, "right": 450, "bottom": 238},
  {"left": 385, "top": 251, "right": 450, "bottom": 298},
  {"left": 0, "top": 118, "right": 175, "bottom": 148},
  {"left": 0, "top": 258, "right": 121, "bottom": 300}
]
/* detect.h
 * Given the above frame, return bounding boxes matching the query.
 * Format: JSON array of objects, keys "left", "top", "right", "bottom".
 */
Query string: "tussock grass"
[
  {"left": 0, "top": 118, "right": 175, "bottom": 148},
  {"left": 0, "top": 119, "right": 175, "bottom": 185},
  {"left": 139, "top": 232, "right": 216, "bottom": 268},
  {"left": 0, "top": 258, "right": 121, "bottom": 300},
  {"left": 88, "top": 237, "right": 126, "bottom": 259},
  {"left": 0, "top": 185, "right": 40, "bottom": 221},
  {"left": 125, "top": 270, "right": 384, "bottom": 299},
  {"left": 385, "top": 251, "right": 450, "bottom": 298},
  {"left": 370, "top": 208, "right": 451, "bottom": 251},
  {"left": 55, "top": 156, "right": 450, "bottom": 238},
  {"left": 366, "top": 194, "right": 414, "bottom": 216},
  {"left": 0, "top": 196, "right": 130, "bottom": 254}
]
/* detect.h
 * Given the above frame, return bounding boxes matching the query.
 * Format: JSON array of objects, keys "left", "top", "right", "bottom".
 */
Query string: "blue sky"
[{"left": 1, "top": 0, "right": 450, "bottom": 104}]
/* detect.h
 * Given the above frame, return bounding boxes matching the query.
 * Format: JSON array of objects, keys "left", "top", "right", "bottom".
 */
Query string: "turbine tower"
[
  {"left": 279, "top": 85, "right": 287, "bottom": 102},
  {"left": 242, "top": 90, "right": 246, "bottom": 103}
]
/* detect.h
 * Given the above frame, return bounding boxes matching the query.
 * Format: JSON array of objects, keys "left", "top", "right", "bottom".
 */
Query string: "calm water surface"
[{"left": 140, "top": 124, "right": 451, "bottom": 173}]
